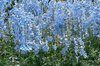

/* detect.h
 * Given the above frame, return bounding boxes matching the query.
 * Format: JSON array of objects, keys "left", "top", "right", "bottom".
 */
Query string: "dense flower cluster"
[{"left": 0, "top": 0, "right": 100, "bottom": 61}]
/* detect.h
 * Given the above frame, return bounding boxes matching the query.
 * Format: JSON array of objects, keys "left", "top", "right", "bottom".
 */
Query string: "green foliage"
[{"left": 0, "top": 36, "right": 100, "bottom": 66}]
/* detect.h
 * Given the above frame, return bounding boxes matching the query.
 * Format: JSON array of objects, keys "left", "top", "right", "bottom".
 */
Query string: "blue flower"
[
  {"left": 14, "top": 45, "right": 20, "bottom": 51},
  {"left": 76, "top": 56, "right": 79, "bottom": 62},
  {"left": 53, "top": 44, "right": 57, "bottom": 50},
  {"left": 21, "top": 50, "right": 26, "bottom": 54},
  {"left": 33, "top": 44, "right": 40, "bottom": 51},
  {"left": 75, "top": 46, "right": 78, "bottom": 55},
  {"left": 61, "top": 50, "right": 65, "bottom": 55},
  {"left": 33, "top": 44, "right": 40, "bottom": 54},
  {"left": 43, "top": 44, "right": 49, "bottom": 52},
  {"left": 34, "top": 49, "right": 39, "bottom": 54},
  {"left": 47, "top": 36, "right": 53, "bottom": 41}
]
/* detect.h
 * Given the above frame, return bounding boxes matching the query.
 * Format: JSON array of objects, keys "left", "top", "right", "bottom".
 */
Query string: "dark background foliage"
[{"left": 0, "top": 35, "right": 100, "bottom": 66}]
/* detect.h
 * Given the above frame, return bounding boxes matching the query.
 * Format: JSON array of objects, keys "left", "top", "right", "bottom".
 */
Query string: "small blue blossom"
[
  {"left": 53, "top": 44, "right": 57, "bottom": 50},
  {"left": 47, "top": 36, "right": 53, "bottom": 41},
  {"left": 43, "top": 44, "right": 49, "bottom": 52},
  {"left": 14, "top": 45, "right": 20, "bottom": 51},
  {"left": 21, "top": 50, "right": 26, "bottom": 54}
]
